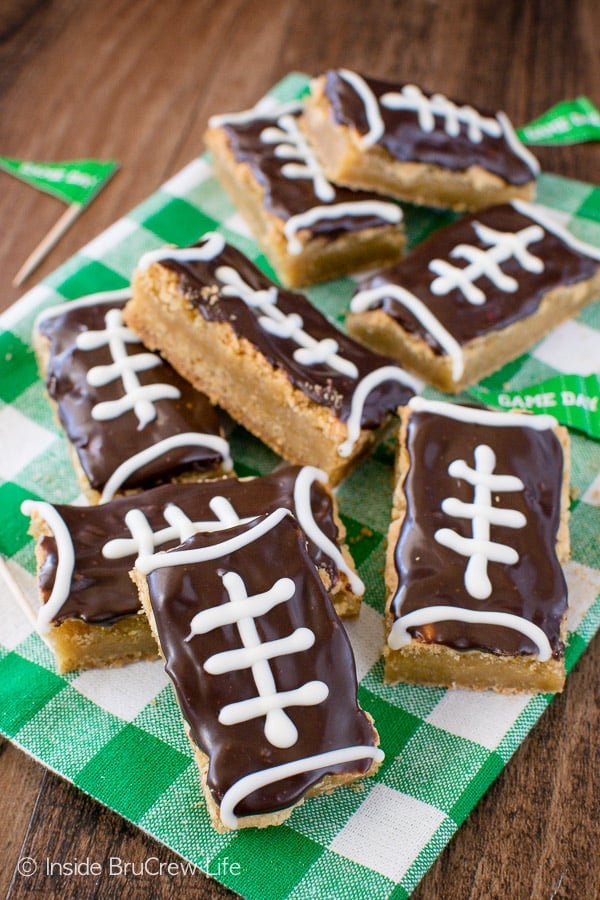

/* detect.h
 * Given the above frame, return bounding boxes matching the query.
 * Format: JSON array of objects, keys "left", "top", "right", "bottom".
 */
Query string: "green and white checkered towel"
[{"left": 1, "top": 74, "right": 599, "bottom": 899}]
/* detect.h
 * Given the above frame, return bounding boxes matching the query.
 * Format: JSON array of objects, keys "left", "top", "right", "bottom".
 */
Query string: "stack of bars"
[{"left": 8, "top": 68, "right": 600, "bottom": 848}]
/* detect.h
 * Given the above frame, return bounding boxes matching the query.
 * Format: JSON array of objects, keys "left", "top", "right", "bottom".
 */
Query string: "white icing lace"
[
  {"left": 216, "top": 265, "right": 359, "bottom": 377},
  {"left": 76, "top": 308, "right": 181, "bottom": 427},
  {"left": 260, "top": 113, "right": 335, "bottom": 202},
  {"left": 428, "top": 221, "right": 545, "bottom": 305},
  {"left": 434, "top": 444, "right": 526, "bottom": 600},
  {"left": 189, "top": 570, "right": 329, "bottom": 749},
  {"left": 381, "top": 84, "right": 501, "bottom": 143}
]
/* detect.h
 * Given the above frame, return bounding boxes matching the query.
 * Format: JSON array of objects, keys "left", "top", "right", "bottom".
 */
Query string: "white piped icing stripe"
[
  {"left": 188, "top": 569, "right": 328, "bottom": 749},
  {"left": 381, "top": 85, "right": 502, "bottom": 143},
  {"left": 387, "top": 605, "right": 552, "bottom": 661},
  {"left": 102, "top": 497, "right": 253, "bottom": 560},
  {"left": 219, "top": 744, "right": 384, "bottom": 829},
  {"left": 512, "top": 199, "right": 600, "bottom": 260},
  {"left": 283, "top": 200, "right": 402, "bottom": 255},
  {"left": 33, "top": 288, "right": 132, "bottom": 333},
  {"left": 175, "top": 512, "right": 332, "bottom": 750},
  {"left": 137, "top": 232, "right": 226, "bottom": 271},
  {"left": 260, "top": 113, "right": 335, "bottom": 203},
  {"left": 208, "top": 97, "right": 303, "bottom": 129},
  {"left": 428, "top": 221, "right": 545, "bottom": 305},
  {"left": 216, "top": 265, "right": 360, "bottom": 378},
  {"left": 350, "top": 283, "right": 465, "bottom": 382},
  {"left": 435, "top": 444, "right": 526, "bottom": 600},
  {"left": 292, "top": 466, "right": 364, "bottom": 595},
  {"left": 337, "top": 69, "right": 385, "bottom": 148},
  {"left": 408, "top": 396, "right": 558, "bottom": 430},
  {"left": 136, "top": 506, "right": 290, "bottom": 574},
  {"left": 76, "top": 307, "right": 181, "bottom": 428},
  {"left": 20, "top": 501, "right": 75, "bottom": 635},
  {"left": 338, "top": 365, "right": 421, "bottom": 458},
  {"left": 99, "top": 432, "right": 232, "bottom": 503},
  {"left": 496, "top": 112, "right": 540, "bottom": 176}
]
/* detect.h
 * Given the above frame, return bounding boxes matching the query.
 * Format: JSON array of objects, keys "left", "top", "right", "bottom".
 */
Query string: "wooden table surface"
[{"left": 1, "top": 1, "right": 599, "bottom": 897}]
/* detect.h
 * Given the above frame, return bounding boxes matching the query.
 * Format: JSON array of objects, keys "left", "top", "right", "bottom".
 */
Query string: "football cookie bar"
[
  {"left": 348, "top": 201, "right": 600, "bottom": 393},
  {"left": 21, "top": 465, "right": 363, "bottom": 672},
  {"left": 205, "top": 96, "right": 404, "bottom": 287},
  {"left": 302, "top": 69, "right": 539, "bottom": 211},
  {"left": 126, "top": 233, "right": 417, "bottom": 485},
  {"left": 384, "top": 398, "right": 570, "bottom": 694},
  {"left": 34, "top": 290, "right": 232, "bottom": 502},
  {"left": 132, "top": 508, "right": 382, "bottom": 831}
]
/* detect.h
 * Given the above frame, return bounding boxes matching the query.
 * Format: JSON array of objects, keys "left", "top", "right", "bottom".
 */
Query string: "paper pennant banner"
[
  {"left": 517, "top": 97, "right": 600, "bottom": 146},
  {"left": 469, "top": 373, "right": 600, "bottom": 440},
  {"left": 0, "top": 157, "right": 119, "bottom": 207}
]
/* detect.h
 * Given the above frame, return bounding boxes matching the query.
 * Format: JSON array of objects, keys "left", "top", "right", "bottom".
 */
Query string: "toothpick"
[{"left": 12, "top": 201, "right": 84, "bottom": 287}]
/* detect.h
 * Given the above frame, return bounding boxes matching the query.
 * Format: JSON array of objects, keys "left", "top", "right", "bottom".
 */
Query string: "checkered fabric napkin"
[{"left": 1, "top": 74, "right": 599, "bottom": 899}]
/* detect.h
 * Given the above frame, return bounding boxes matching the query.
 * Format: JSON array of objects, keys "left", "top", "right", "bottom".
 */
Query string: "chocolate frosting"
[
  {"left": 356, "top": 204, "right": 599, "bottom": 353},
  {"left": 162, "top": 240, "right": 413, "bottom": 424},
  {"left": 38, "top": 467, "right": 345, "bottom": 625},
  {"left": 39, "top": 299, "right": 224, "bottom": 491},
  {"left": 392, "top": 409, "right": 567, "bottom": 658},
  {"left": 145, "top": 513, "right": 376, "bottom": 817},
  {"left": 324, "top": 70, "right": 535, "bottom": 185},
  {"left": 220, "top": 110, "right": 400, "bottom": 236}
]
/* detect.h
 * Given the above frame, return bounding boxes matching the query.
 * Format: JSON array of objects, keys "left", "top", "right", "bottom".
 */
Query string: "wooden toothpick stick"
[{"left": 12, "top": 201, "right": 84, "bottom": 287}]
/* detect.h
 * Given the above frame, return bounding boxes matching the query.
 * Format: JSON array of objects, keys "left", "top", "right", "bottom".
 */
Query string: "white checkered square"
[
  {"left": 426, "top": 689, "right": 531, "bottom": 751},
  {"left": 222, "top": 210, "right": 253, "bottom": 239},
  {"left": 0, "top": 562, "right": 35, "bottom": 650},
  {"left": 81, "top": 217, "right": 139, "bottom": 260},
  {"left": 344, "top": 603, "right": 384, "bottom": 681},
  {"left": 71, "top": 659, "right": 168, "bottom": 721},
  {"left": 162, "top": 158, "right": 212, "bottom": 197},
  {"left": 532, "top": 320, "right": 600, "bottom": 375},
  {"left": 565, "top": 559, "right": 600, "bottom": 632},
  {"left": 582, "top": 473, "right": 600, "bottom": 507},
  {"left": 0, "top": 406, "right": 57, "bottom": 480},
  {"left": 330, "top": 783, "right": 446, "bottom": 882}
]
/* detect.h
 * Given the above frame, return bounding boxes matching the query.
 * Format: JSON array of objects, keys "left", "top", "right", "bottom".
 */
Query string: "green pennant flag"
[
  {"left": 469, "top": 373, "right": 600, "bottom": 440},
  {"left": 0, "top": 157, "right": 119, "bottom": 206},
  {"left": 517, "top": 97, "right": 600, "bottom": 146}
]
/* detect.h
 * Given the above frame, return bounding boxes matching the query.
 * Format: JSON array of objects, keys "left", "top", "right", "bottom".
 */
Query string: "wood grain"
[{"left": 1, "top": 1, "right": 598, "bottom": 897}]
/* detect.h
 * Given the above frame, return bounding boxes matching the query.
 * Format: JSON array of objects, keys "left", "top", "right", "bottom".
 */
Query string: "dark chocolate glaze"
[
  {"left": 38, "top": 298, "right": 224, "bottom": 491},
  {"left": 355, "top": 204, "right": 599, "bottom": 353},
  {"left": 220, "top": 110, "right": 401, "bottom": 237},
  {"left": 392, "top": 409, "right": 567, "bottom": 658},
  {"left": 37, "top": 467, "right": 345, "bottom": 625},
  {"left": 146, "top": 512, "right": 376, "bottom": 817},
  {"left": 324, "top": 70, "right": 536, "bottom": 185},
  {"left": 162, "top": 238, "right": 413, "bottom": 424}
]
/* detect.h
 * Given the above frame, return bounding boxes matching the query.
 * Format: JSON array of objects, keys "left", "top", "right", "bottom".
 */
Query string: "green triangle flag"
[
  {"left": 517, "top": 97, "right": 600, "bottom": 146},
  {"left": 0, "top": 157, "right": 119, "bottom": 206}
]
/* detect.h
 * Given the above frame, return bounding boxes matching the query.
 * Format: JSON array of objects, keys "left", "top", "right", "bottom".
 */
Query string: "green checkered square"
[
  {"left": 74, "top": 724, "right": 192, "bottom": 821},
  {"left": 0, "top": 331, "right": 38, "bottom": 402},
  {"left": 0, "top": 653, "right": 65, "bottom": 736}
]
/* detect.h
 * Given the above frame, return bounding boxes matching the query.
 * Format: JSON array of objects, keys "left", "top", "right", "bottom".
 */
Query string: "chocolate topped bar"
[
  {"left": 209, "top": 99, "right": 403, "bottom": 250},
  {"left": 348, "top": 201, "right": 600, "bottom": 392},
  {"left": 23, "top": 465, "right": 362, "bottom": 635},
  {"left": 384, "top": 398, "right": 570, "bottom": 693},
  {"left": 35, "top": 289, "right": 231, "bottom": 500},
  {"left": 134, "top": 508, "right": 381, "bottom": 829},
  {"left": 323, "top": 69, "right": 538, "bottom": 186},
  {"left": 127, "top": 233, "right": 417, "bottom": 483},
  {"left": 303, "top": 70, "right": 538, "bottom": 210}
]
